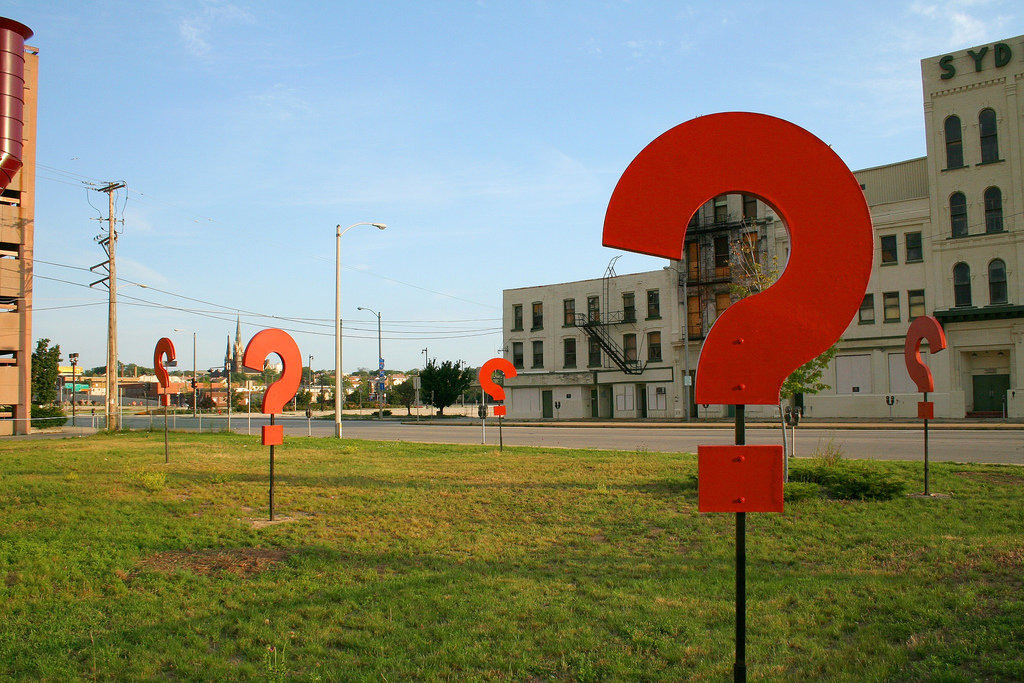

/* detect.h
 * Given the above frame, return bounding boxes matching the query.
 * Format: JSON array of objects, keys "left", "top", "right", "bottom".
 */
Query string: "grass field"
[{"left": 0, "top": 432, "right": 1021, "bottom": 681}]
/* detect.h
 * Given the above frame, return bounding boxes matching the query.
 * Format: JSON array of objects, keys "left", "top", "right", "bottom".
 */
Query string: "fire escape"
[{"left": 573, "top": 257, "right": 647, "bottom": 375}]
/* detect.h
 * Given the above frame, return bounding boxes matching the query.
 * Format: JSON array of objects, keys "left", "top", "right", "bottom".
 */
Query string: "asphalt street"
[{"left": 88, "top": 414, "right": 1024, "bottom": 465}]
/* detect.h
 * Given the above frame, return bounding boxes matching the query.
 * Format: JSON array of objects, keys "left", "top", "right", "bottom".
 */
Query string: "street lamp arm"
[{"left": 337, "top": 222, "right": 387, "bottom": 238}]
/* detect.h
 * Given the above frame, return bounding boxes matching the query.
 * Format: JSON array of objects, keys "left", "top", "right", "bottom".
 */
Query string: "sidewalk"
[{"left": 408, "top": 417, "right": 1024, "bottom": 430}]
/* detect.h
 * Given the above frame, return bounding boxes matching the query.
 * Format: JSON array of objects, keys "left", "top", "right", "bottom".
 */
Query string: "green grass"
[{"left": 0, "top": 432, "right": 1021, "bottom": 680}]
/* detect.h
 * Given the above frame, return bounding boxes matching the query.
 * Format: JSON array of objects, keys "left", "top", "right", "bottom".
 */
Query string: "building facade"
[{"left": 503, "top": 34, "right": 1024, "bottom": 420}]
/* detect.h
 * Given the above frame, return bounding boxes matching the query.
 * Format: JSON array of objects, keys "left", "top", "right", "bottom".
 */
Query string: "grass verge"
[{"left": 0, "top": 432, "right": 1021, "bottom": 680}]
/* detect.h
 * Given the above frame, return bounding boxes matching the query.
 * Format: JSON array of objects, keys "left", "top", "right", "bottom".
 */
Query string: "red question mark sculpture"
[
  {"left": 604, "top": 112, "right": 873, "bottom": 513},
  {"left": 242, "top": 328, "right": 302, "bottom": 522},
  {"left": 478, "top": 357, "right": 517, "bottom": 416},
  {"left": 154, "top": 337, "right": 176, "bottom": 463},
  {"left": 153, "top": 337, "right": 176, "bottom": 407},
  {"left": 904, "top": 315, "right": 947, "bottom": 419},
  {"left": 243, "top": 328, "right": 302, "bottom": 446}
]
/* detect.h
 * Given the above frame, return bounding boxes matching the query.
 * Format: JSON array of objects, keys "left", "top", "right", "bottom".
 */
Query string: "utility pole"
[{"left": 90, "top": 181, "right": 125, "bottom": 430}]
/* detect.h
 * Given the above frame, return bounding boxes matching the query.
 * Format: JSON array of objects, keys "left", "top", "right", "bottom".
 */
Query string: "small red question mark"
[
  {"left": 153, "top": 337, "right": 176, "bottom": 407},
  {"left": 242, "top": 328, "right": 302, "bottom": 446},
  {"left": 904, "top": 315, "right": 947, "bottom": 419},
  {"left": 478, "top": 358, "right": 517, "bottom": 416},
  {"left": 604, "top": 112, "right": 874, "bottom": 406}
]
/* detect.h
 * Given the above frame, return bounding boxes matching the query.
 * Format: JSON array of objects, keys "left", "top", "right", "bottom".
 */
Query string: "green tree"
[
  {"left": 420, "top": 359, "right": 474, "bottom": 416},
  {"left": 31, "top": 338, "right": 61, "bottom": 404},
  {"left": 391, "top": 379, "right": 417, "bottom": 416}
]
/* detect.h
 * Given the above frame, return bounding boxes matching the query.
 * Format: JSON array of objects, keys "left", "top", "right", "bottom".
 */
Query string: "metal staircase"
[{"left": 574, "top": 312, "right": 646, "bottom": 375}]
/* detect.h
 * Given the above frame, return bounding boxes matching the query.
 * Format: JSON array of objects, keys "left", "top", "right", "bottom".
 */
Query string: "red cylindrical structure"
[{"left": 0, "top": 17, "right": 32, "bottom": 190}]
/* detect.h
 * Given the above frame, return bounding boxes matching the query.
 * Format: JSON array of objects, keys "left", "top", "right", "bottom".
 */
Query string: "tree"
[
  {"left": 392, "top": 379, "right": 417, "bottom": 416},
  {"left": 419, "top": 359, "right": 474, "bottom": 416},
  {"left": 31, "top": 338, "right": 61, "bottom": 404}
]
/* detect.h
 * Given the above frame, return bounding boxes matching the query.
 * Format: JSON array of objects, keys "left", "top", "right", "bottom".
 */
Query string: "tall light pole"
[
  {"left": 665, "top": 264, "right": 692, "bottom": 422},
  {"left": 336, "top": 222, "right": 387, "bottom": 438},
  {"left": 358, "top": 306, "right": 384, "bottom": 419}
]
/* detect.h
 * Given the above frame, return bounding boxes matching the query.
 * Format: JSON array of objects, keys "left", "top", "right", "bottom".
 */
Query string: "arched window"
[
  {"left": 988, "top": 259, "right": 1007, "bottom": 305},
  {"left": 944, "top": 115, "right": 964, "bottom": 168},
  {"left": 950, "top": 192, "right": 968, "bottom": 237},
  {"left": 979, "top": 108, "right": 999, "bottom": 163},
  {"left": 953, "top": 262, "right": 972, "bottom": 307},
  {"left": 984, "top": 187, "right": 1003, "bottom": 233}
]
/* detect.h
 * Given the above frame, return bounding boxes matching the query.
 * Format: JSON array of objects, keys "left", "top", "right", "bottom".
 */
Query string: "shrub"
[
  {"left": 789, "top": 462, "right": 906, "bottom": 501},
  {"left": 31, "top": 404, "right": 67, "bottom": 429},
  {"left": 784, "top": 481, "right": 822, "bottom": 502}
]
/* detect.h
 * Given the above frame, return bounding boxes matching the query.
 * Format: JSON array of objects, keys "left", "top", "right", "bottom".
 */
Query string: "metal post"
[
  {"left": 226, "top": 334, "right": 232, "bottom": 433},
  {"left": 498, "top": 414, "right": 503, "bottom": 451},
  {"left": 164, "top": 403, "right": 169, "bottom": 463},
  {"left": 192, "top": 332, "right": 197, "bottom": 418},
  {"left": 377, "top": 312, "right": 383, "bottom": 419},
  {"left": 70, "top": 355, "right": 78, "bottom": 428},
  {"left": 335, "top": 225, "right": 342, "bottom": 438},
  {"left": 269, "top": 413, "right": 275, "bottom": 522},
  {"left": 923, "top": 391, "right": 929, "bottom": 496},
  {"left": 682, "top": 274, "right": 691, "bottom": 422},
  {"left": 735, "top": 404, "right": 747, "bottom": 683}
]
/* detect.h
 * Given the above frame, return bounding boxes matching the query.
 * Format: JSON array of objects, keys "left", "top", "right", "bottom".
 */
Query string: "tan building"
[
  {"left": 503, "top": 34, "right": 1024, "bottom": 420},
  {"left": 0, "top": 24, "right": 35, "bottom": 435}
]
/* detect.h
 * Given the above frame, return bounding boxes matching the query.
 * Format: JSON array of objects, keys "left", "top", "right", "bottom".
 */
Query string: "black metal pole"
[
  {"left": 164, "top": 404, "right": 169, "bottom": 463},
  {"left": 499, "top": 414, "right": 503, "bottom": 451},
  {"left": 923, "top": 391, "right": 929, "bottom": 496},
  {"left": 269, "top": 413, "right": 275, "bottom": 521},
  {"left": 735, "top": 404, "right": 747, "bottom": 683}
]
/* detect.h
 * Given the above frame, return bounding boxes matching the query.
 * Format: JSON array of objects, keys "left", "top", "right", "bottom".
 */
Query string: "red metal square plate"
[
  {"left": 698, "top": 445, "right": 784, "bottom": 513},
  {"left": 918, "top": 401, "right": 934, "bottom": 420},
  {"left": 262, "top": 424, "right": 284, "bottom": 446}
]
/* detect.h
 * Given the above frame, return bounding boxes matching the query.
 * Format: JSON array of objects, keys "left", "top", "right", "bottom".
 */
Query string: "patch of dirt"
[
  {"left": 248, "top": 512, "right": 309, "bottom": 529},
  {"left": 954, "top": 471, "right": 1024, "bottom": 485},
  {"left": 137, "top": 548, "right": 291, "bottom": 577}
]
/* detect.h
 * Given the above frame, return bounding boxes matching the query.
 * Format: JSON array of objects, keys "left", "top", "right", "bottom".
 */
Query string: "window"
[
  {"left": 687, "top": 295, "right": 701, "bottom": 338},
  {"left": 858, "top": 294, "right": 875, "bottom": 324},
  {"left": 531, "top": 340, "right": 544, "bottom": 368},
  {"left": 588, "top": 337, "right": 601, "bottom": 367},
  {"left": 623, "top": 334, "right": 637, "bottom": 362},
  {"left": 883, "top": 291, "right": 900, "bottom": 322},
  {"left": 563, "top": 299, "right": 575, "bottom": 327},
  {"left": 686, "top": 241, "right": 700, "bottom": 280},
  {"left": 989, "top": 259, "right": 1007, "bottom": 305},
  {"left": 950, "top": 192, "right": 968, "bottom": 237},
  {"left": 531, "top": 302, "right": 543, "bottom": 330},
  {"left": 646, "top": 289, "right": 660, "bottom": 319},
  {"left": 512, "top": 342, "right": 524, "bottom": 369},
  {"left": 743, "top": 194, "right": 757, "bottom": 220},
  {"left": 984, "top": 187, "right": 1003, "bottom": 233},
  {"left": 953, "top": 262, "right": 972, "bottom": 307},
  {"left": 563, "top": 338, "right": 576, "bottom": 368},
  {"left": 715, "top": 292, "right": 731, "bottom": 317},
  {"left": 944, "top": 115, "right": 964, "bottom": 168},
  {"left": 587, "top": 296, "right": 600, "bottom": 323},
  {"left": 880, "top": 235, "right": 898, "bottom": 264},
  {"left": 714, "top": 195, "right": 729, "bottom": 222},
  {"left": 622, "top": 292, "right": 635, "bottom": 322},
  {"left": 512, "top": 304, "right": 523, "bottom": 331},
  {"left": 906, "top": 232, "right": 923, "bottom": 262},
  {"left": 647, "top": 331, "right": 662, "bottom": 362},
  {"left": 908, "top": 289, "right": 925, "bottom": 319},
  {"left": 713, "top": 236, "right": 730, "bottom": 277},
  {"left": 979, "top": 108, "right": 999, "bottom": 163}
]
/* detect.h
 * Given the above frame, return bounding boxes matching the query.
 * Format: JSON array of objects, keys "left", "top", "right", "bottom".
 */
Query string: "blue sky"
[{"left": 8, "top": 0, "right": 1021, "bottom": 372}]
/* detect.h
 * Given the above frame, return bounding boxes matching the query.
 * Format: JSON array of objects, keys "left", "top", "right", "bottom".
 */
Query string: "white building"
[{"left": 502, "top": 34, "right": 1024, "bottom": 420}]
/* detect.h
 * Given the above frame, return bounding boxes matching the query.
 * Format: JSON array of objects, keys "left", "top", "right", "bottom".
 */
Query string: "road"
[{"left": 96, "top": 414, "right": 1024, "bottom": 465}]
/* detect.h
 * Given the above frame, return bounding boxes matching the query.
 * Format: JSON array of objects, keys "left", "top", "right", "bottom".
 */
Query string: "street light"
[
  {"left": 357, "top": 306, "right": 384, "bottom": 419},
  {"left": 664, "top": 264, "right": 692, "bottom": 423},
  {"left": 336, "top": 222, "right": 387, "bottom": 438}
]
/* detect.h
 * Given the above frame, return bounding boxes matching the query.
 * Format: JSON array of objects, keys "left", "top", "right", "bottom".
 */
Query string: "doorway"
[
  {"left": 542, "top": 390, "right": 554, "bottom": 419},
  {"left": 635, "top": 383, "right": 647, "bottom": 418},
  {"left": 972, "top": 374, "right": 1010, "bottom": 414}
]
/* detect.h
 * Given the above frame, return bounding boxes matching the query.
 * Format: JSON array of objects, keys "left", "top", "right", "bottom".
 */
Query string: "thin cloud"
[{"left": 177, "top": 1, "right": 255, "bottom": 58}]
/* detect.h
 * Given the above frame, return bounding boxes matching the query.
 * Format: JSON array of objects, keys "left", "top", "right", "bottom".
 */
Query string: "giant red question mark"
[
  {"left": 153, "top": 337, "right": 176, "bottom": 407},
  {"left": 604, "top": 112, "right": 874, "bottom": 407},
  {"left": 904, "top": 315, "right": 946, "bottom": 419},
  {"left": 479, "top": 357, "right": 517, "bottom": 416},
  {"left": 242, "top": 328, "right": 302, "bottom": 446}
]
